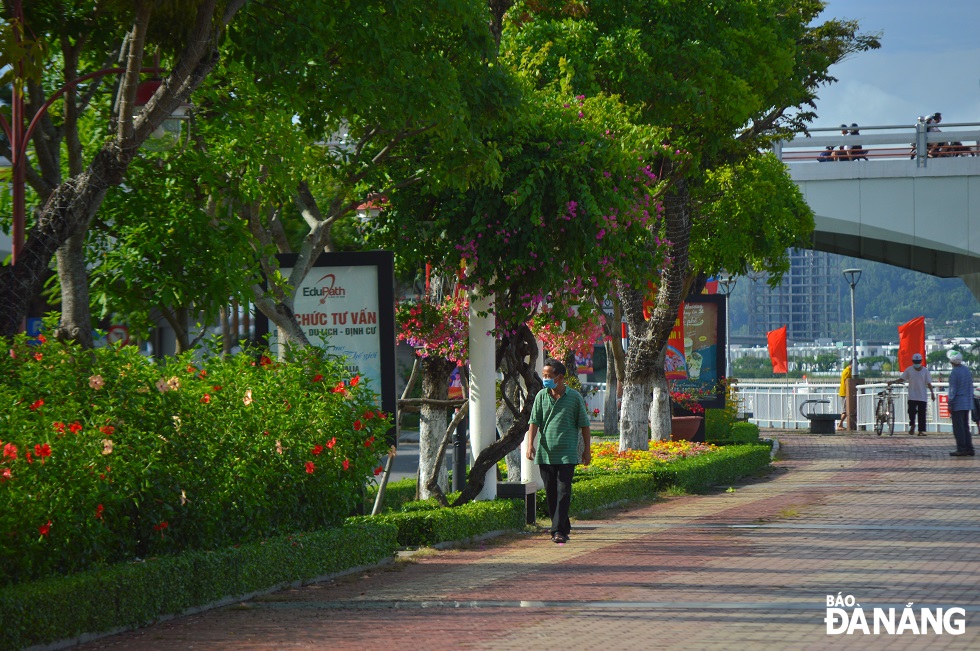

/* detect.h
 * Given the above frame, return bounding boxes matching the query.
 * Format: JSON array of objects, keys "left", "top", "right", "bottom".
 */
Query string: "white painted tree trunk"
[
  {"left": 468, "top": 289, "right": 497, "bottom": 500},
  {"left": 650, "top": 381, "right": 673, "bottom": 442},
  {"left": 418, "top": 358, "right": 451, "bottom": 499},
  {"left": 619, "top": 380, "right": 652, "bottom": 450},
  {"left": 603, "top": 340, "right": 619, "bottom": 437}
]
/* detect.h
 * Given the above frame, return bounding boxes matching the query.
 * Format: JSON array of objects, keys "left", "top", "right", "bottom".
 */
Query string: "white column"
[
  {"left": 521, "top": 341, "right": 544, "bottom": 488},
  {"left": 468, "top": 288, "right": 497, "bottom": 500}
]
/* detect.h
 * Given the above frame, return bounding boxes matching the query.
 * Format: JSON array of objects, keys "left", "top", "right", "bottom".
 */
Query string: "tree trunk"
[
  {"left": 419, "top": 356, "right": 455, "bottom": 498},
  {"left": 650, "top": 361, "right": 672, "bottom": 442},
  {"left": 53, "top": 233, "right": 94, "bottom": 348},
  {"left": 497, "top": 353, "right": 522, "bottom": 481},
  {"left": 603, "top": 339, "right": 619, "bottom": 437},
  {"left": 618, "top": 177, "right": 692, "bottom": 450}
]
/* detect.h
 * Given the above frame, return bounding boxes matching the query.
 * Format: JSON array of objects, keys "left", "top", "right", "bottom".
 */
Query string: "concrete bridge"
[{"left": 777, "top": 122, "right": 980, "bottom": 299}]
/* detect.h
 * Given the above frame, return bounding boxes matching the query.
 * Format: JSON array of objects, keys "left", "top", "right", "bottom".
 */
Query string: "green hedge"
[
  {"left": 354, "top": 498, "right": 526, "bottom": 547},
  {"left": 730, "top": 421, "right": 761, "bottom": 443},
  {"left": 0, "top": 522, "right": 397, "bottom": 651},
  {"left": 538, "top": 444, "right": 772, "bottom": 518},
  {"left": 365, "top": 477, "right": 420, "bottom": 513},
  {"left": 705, "top": 408, "right": 733, "bottom": 441}
]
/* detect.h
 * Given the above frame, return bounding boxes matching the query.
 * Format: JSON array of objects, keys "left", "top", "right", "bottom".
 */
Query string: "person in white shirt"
[{"left": 889, "top": 353, "right": 935, "bottom": 436}]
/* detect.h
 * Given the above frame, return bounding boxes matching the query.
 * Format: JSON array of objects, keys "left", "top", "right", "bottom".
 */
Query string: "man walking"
[
  {"left": 526, "top": 358, "right": 591, "bottom": 544},
  {"left": 946, "top": 350, "right": 975, "bottom": 457},
  {"left": 889, "top": 353, "right": 935, "bottom": 436}
]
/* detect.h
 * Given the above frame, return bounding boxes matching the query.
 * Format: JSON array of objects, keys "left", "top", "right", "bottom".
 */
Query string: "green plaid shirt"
[{"left": 530, "top": 387, "right": 589, "bottom": 465}]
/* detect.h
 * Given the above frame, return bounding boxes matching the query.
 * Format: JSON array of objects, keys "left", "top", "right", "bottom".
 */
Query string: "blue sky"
[{"left": 812, "top": 0, "right": 980, "bottom": 128}]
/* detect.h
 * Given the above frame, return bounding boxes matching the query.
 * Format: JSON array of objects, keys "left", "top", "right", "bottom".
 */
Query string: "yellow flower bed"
[{"left": 584, "top": 440, "right": 717, "bottom": 473}]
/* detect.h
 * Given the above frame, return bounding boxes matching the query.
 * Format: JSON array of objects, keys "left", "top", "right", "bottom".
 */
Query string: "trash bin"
[{"left": 799, "top": 399, "right": 840, "bottom": 434}]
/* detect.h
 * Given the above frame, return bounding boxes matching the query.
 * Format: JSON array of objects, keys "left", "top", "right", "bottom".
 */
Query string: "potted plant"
[{"left": 669, "top": 387, "right": 708, "bottom": 441}]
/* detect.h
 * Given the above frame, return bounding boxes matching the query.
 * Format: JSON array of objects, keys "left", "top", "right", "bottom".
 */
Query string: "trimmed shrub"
[
  {"left": 356, "top": 498, "right": 525, "bottom": 547},
  {"left": 730, "top": 421, "right": 761, "bottom": 443},
  {"left": 705, "top": 408, "right": 734, "bottom": 442},
  {"left": 0, "top": 335, "right": 390, "bottom": 586},
  {"left": 365, "top": 477, "right": 420, "bottom": 513},
  {"left": 0, "top": 522, "right": 397, "bottom": 651}
]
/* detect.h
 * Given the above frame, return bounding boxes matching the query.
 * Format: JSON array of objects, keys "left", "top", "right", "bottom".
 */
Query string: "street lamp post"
[
  {"left": 842, "top": 268, "right": 862, "bottom": 373},
  {"left": 717, "top": 275, "right": 737, "bottom": 378}
]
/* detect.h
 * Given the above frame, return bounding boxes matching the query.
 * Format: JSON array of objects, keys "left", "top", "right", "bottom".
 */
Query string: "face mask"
[
  {"left": 542, "top": 378, "right": 557, "bottom": 390},
  {"left": 913, "top": 363, "right": 922, "bottom": 370}
]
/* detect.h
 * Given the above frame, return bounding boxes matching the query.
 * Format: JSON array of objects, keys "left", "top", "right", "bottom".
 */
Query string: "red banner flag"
[
  {"left": 767, "top": 326, "right": 788, "bottom": 374},
  {"left": 897, "top": 316, "right": 926, "bottom": 372}
]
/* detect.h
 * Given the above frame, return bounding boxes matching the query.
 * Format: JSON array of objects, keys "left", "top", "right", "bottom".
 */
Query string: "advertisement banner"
[
  {"left": 668, "top": 296, "right": 725, "bottom": 409},
  {"left": 665, "top": 304, "right": 687, "bottom": 380}
]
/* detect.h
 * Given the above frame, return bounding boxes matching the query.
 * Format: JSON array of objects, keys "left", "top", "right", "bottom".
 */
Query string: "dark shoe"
[
  {"left": 950, "top": 451, "right": 974, "bottom": 457},
  {"left": 553, "top": 533, "right": 567, "bottom": 544}
]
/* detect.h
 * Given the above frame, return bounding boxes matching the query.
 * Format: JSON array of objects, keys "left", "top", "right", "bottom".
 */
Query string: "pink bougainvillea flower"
[
  {"left": 374, "top": 465, "right": 383, "bottom": 476},
  {"left": 364, "top": 436, "right": 375, "bottom": 448},
  {"left": 326, "top": 437, "right": 336, "bottom": 449},
  {"left": 312, "top": 374, "right": 323, "bottom": 383},
  {"left": 29, "top": 399, "right": 43, "bottom": 411},
  {"left": 305, "top": 461, "right": 316, "bottom": 474},
  {"left": 88, "top": 375, "right": 105, "bottom": 390},
  {"left": 243, "top": 389, "right": 254, "bottom": 406},
  {"left": 353, "top": 420, "right": 364, "bottom": 431},
  {"left": 311, "top": 444, "right": 323, "bottom": 456},
  {"left": 350, "top": 375, "right": 360, "bottom": 387},
  {"left": 201, "top": 393, "right": 211, "bottom": 404},
  {"left": 342, "top": 458, "right": 350, "bottom": 471},
  {"left": 38, "top": 520, "right": 52, "bottom": 537},
  {"left": 69, "top": 421, "right": 83, "bottom": 434}
]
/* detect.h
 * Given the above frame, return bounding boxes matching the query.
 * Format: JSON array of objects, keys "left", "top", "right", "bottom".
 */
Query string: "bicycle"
[{"left": 874, "top": 386, "right": 896, "bottom": 436}]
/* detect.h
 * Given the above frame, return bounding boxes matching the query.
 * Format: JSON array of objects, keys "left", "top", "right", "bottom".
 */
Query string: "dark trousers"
[
  {"left": 908, "top": 400, "right": 927, "bottom": 432},
  {"left": 951, "top": 410, "right": 974, "bottom": 453},
  {"left": 538, "top": 463, "right": 575, "bottom": 537}
]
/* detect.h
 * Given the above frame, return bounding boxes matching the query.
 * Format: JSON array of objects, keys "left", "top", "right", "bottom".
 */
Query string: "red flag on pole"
[
  {"left": 767, "top": 326, "right": 788, "bottom": 374},
  {"left": 897, "top": 316, "right": 926, "bottom": 372}
]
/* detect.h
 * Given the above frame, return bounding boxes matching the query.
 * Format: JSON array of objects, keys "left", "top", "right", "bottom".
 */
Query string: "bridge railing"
[{"left": 775, "top": 122, "right": 980, "bottom": 168}]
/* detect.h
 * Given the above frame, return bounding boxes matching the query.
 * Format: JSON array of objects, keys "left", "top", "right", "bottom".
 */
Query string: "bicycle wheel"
[
  {"left": 874, "top": 399, "right": 885, "bottom": 436},
  {"left": 886, "top": 398, "right": 895, "bottom": 436}
]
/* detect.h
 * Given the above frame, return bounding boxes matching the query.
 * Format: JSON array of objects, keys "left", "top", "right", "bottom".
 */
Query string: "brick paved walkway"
[{"left": 76, "top": 431, "right": 980, "bottom": 651}]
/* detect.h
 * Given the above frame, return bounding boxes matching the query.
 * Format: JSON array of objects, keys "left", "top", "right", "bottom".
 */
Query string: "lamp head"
[{"left": 842, "top": 268, "right": 862, "bottom": 287}]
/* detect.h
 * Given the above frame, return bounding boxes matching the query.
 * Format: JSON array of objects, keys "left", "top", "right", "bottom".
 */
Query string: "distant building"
[{"left": 747, "top": 249, "right": 842, "bottom": 341}]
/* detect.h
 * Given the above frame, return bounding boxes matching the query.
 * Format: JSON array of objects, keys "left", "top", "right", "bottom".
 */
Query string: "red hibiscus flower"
[
  {"left": 95, "top": 504, "right": 104, "bottom": 520},
  {"left": 342, "top": 458, "right": 350, "bottom": 471},
  {"left": 376, "top": 410, "right": 387, "bottom": 420},
  {"left": 25, "top": 450, "right": 33, "bottom": 464},
  {"left": 69, "top": 421, "right": 83, "bottom": 434},
  {"left": 100, "top": 425, "right": 115, "bottom": 436},
  {"left": 331, "top": 382, "right": 347, "bottom": 394},
  {"left": 353, "top": 420, "right": 364, "bottom": 431},
  {"left": 29, "top": 399, "right": 43, "bottom": 411},
  {"left": 326, "top": 437, "right": 336, "bottom": 449},
  {"left": 1, "top": 468, "right": 11, "bottom": 482},
  {"left": 153, "top": 521, "right": 169, "bottom": 538},
  {"left": 364, "top": 436, "right": 375, "bottom": 448},
  {"left": 38, "top": 520, "right": 52, "bottom": 537},
  {"left": 33, "top": 352, "right": 43, "bottom": 361},
  {"left": 312, "top": 374, "right": 323, "bottom": 383},
  {"left": 374, "top": 465, "right": 383, "bottom": 476},
  {"left": 52, "top": 421, "right": 65, "bottom": 434},
  {"left": 198, "top": 369, "right": 207, "bottom": 378},
  {"left": 212, "top": 385, "right": 222, "bottom": 392},
  {"left": 186, "top": 365, "right": 196, "bottom": 374},
  {"left": 34, "top": 443, "right": 51, "bottom": 460},
  {"left": 305, "top": 461, "right": 316, "bottom": 474},
  {"left": 259, "top": 355, "right": 272, "bottom": 366},
  {"left": 311, "top": 444, "right": 324, "bottom": 456},
  {"left": 201, "top": 393, "right": 211, "bottom": 404},
  {"left": 362, "top": 410, "right": 374, "bottom": 420},
  {"left": 2, "top": 443, "right": 17, "bottom": 460},
  {"left": 36, "top": 334, "right": 47, "bottom": 344},
  {"left": 350, "top": 375, "right": 360, "bottom": 387}
]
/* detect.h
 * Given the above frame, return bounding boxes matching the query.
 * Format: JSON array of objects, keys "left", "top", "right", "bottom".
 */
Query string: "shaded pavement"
[{"left": 75, "top": 430, "right": 980, "bottom": 650}]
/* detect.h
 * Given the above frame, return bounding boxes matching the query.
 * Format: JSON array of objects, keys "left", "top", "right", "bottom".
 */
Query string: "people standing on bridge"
[
  {"left": 526, "top": 358, "right": 592, "bottom": 543},
  {"left": 847, "top": 124, "right": 868, "bottom": 161},
  {"left": 818, "top": 145, "right": 836, "bottom": 162},
  {"left": 832, "top": 124, "right": 852, "bottom": 161},
  {"left": 838, "top": 362, "right": 852, "bottom": 430},
  {"left": 888, "top": 353, "right": 935, "bottom": 436},
  {"left": 946, "top": 350, "right": 974, "bottom": 457}
]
